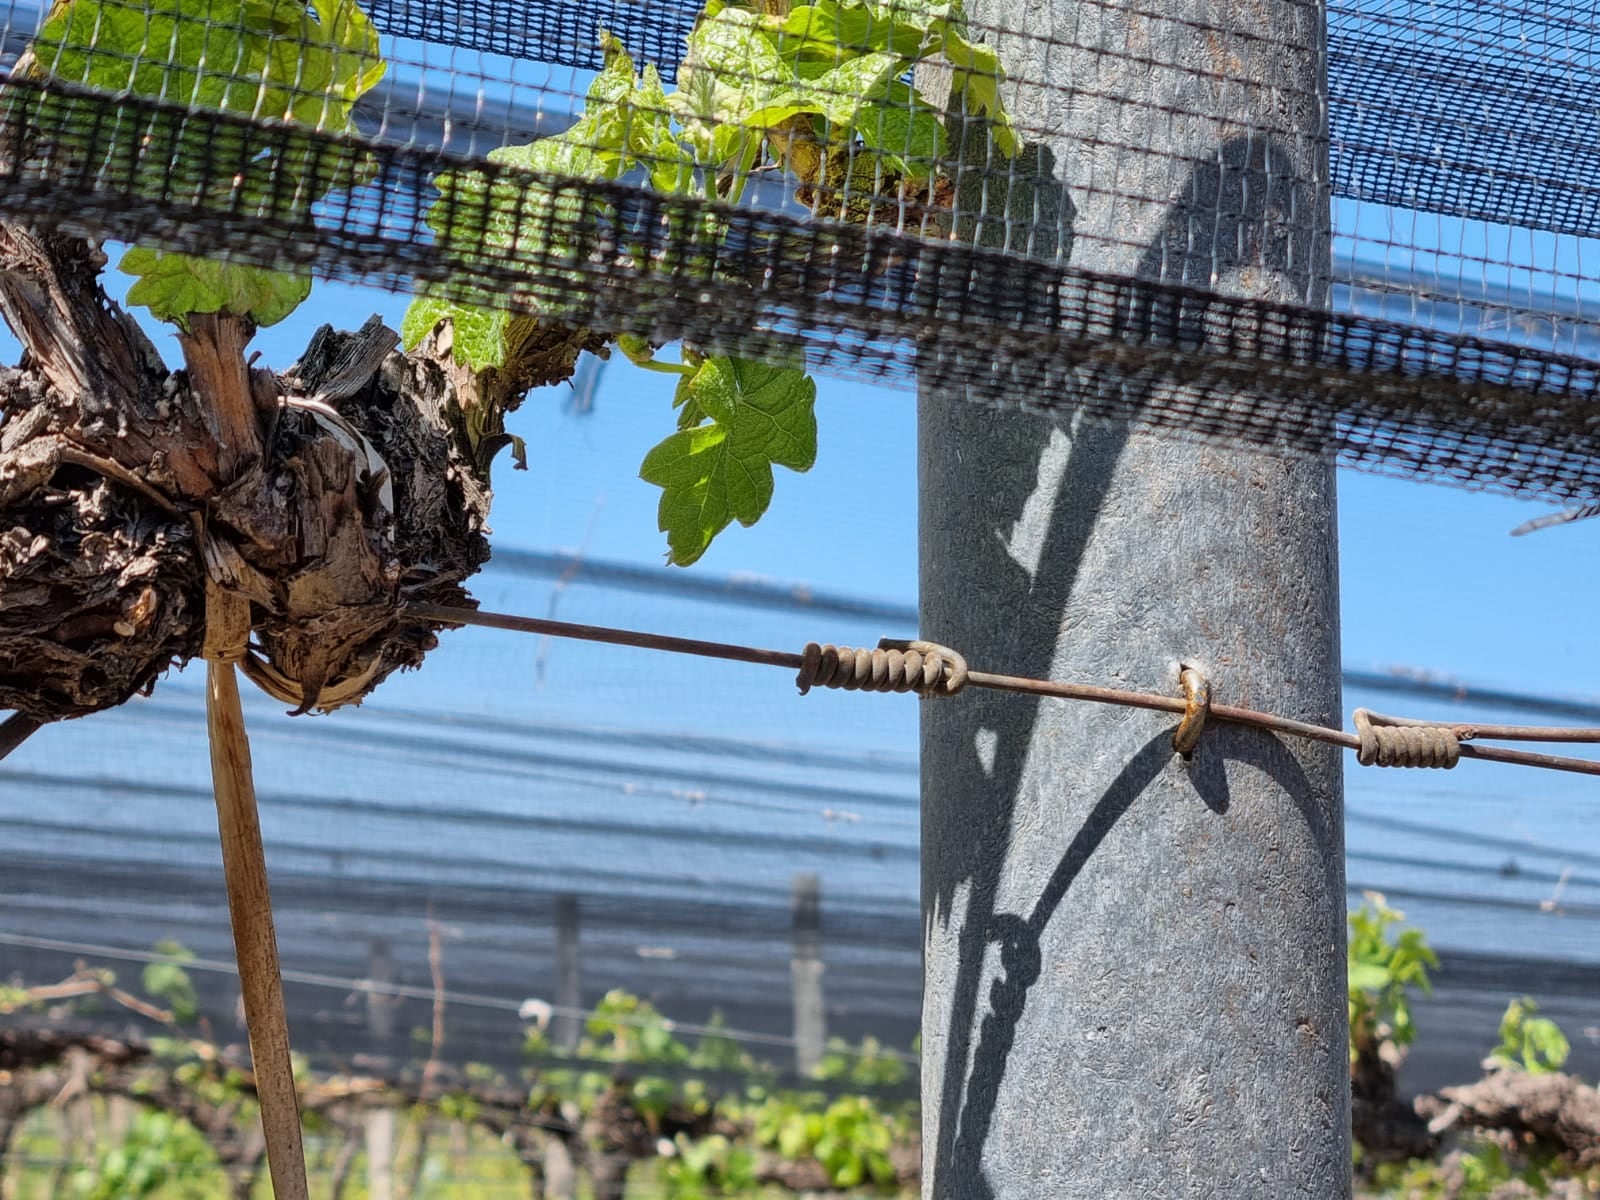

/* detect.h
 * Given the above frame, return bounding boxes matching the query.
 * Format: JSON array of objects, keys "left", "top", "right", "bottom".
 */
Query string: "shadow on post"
[{"left": 923, "top": 133, "right": 1323, "bottom": 1199}]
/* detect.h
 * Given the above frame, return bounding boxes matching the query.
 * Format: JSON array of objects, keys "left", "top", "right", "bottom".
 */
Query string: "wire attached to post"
[{"left": 403, "top": 603, "right": 1600, "bottom": 778}]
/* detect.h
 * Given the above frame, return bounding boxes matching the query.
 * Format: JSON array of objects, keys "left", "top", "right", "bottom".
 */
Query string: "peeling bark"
[{"left": 0, "top": 415, "right": 202, "bottom": 719}]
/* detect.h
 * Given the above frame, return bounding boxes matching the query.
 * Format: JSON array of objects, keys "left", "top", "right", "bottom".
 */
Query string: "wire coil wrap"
[
  {"left": 404, "top": 604, "right": 1600, "bottom": 778},
  {"left": 796, "top": 639, "right": 968, "bottom": 698},
  {"left": 1354, "top": 708, "right": 1461, "bottom": 768}
]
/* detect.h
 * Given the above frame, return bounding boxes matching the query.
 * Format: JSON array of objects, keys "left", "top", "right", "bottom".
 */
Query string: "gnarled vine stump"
[{"left": 0, "top": 222, "right": 604, "bottom": 734}]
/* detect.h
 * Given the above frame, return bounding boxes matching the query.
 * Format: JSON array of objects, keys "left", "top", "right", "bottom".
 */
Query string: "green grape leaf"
[
  {"left": 30, "top": 0, "right": 384, "bottom": 327},
  {"left": 677, "top": 6, "right": 789, "bottom": 130},
  {"left": 771, "top": 0, "right": 1018, "bottom": 157},
  {"left": 495, "top": 137, "right": 617, "bottom": 182},
  {"left": 261, "top": 0, "right": 385, "bottom": 125},
  {"left": 773, "top": 0, "right": 928, "bottom": 64},
  {"left": 631, "top": 65, "right": 696, "bottom": 192},
  {"left": 560, "top": 31, "right": 647, "bottom": 158},
  {"left": 875, "top": 0, "right": 964, "bottom": 29},
  {"left": 35, "top": 0, "right": 382, "bottom": 133},
  {"left": 119, "top": 248, "right": 311, "bottom": 328},
  {"left": 399, "top": 295, "right": 510, "bottom": 371},
  {"left": 36, "top": 0, "right": 272, "bottom": 117},
  {"left": 640, "top": 357, "right": 817, "bottom": 565},
  {"left": 590, "top": 31, "right": 644, "bottom": 108},
  {"left": 749, "top": 51, "right": 903, "bottom": 129},
  {"left": 855, "top": 83, "right": 948, "bottom": 177},
  {"left": 744, "top": 93, "right": 827, "bottom": 131},
  {"left": 940, "top": 30, "right": 1020, "bottom": 156},
  {"left": 311, "top": 0, "right": 386, "bottom": 104}
]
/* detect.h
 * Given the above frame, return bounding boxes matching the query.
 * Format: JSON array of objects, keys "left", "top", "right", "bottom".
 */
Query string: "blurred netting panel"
[
  {"left": 1, "top": 551, "right": 928, "bottom": 1078},
  {"left": 5, "top": 547, "right": 1600, "bottom": 1091},
  {"left": 1, "top": 0, "right": 1599, "bottom": 501}
]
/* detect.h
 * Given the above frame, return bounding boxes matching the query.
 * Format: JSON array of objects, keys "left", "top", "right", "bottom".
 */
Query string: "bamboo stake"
[{"left": 207, "top": 659, "right": 310, "bottom": 1200}]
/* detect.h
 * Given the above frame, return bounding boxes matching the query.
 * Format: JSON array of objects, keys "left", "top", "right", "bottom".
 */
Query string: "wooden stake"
[{"left": 207, "top": 659, "right": 310, "bottom": 1200}]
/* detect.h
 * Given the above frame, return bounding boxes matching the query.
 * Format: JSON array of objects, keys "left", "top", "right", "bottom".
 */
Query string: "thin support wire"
[{"left": 404, "top": 603, "right": 1600, "bottom": 778}]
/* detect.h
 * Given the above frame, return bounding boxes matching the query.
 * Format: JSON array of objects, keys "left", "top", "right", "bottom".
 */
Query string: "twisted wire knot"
[
  {"left": 797, "top": 638, "right": 968, "bottom": 698},
  {"left": 1354, "top": 708, "right": 1461, "bottom": 769}
]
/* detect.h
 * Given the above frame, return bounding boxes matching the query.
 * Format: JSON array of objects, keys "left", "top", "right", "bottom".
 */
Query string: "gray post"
[
  {"left": 543, "top": 898, "right": 584, "bottom": 1198},
  {"left": 367, "top": 939, "right": 396, "bottom": 1044},
  {"left": 364, "top": 939, "right": 398, "bottom": 1200},
  {"left": 918, "top": 0, "right": 1349, "bottom": 1196},
  {"left": 363, "top": 1107, "right": 396, "bottom": 1200},
  {"left": 544, "top": 1132, "right": 579, "bottom": 1200},
  {"left": 554, "top": 895, "right": 582, "bottom": 1054},
  {"left": 790, "top": 873, "right": 825, "bottom": 1076}
]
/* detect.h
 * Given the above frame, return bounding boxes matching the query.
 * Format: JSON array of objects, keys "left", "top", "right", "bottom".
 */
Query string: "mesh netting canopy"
[{"left": 0, "top": 0, "right": 1597, "bottom": 507}]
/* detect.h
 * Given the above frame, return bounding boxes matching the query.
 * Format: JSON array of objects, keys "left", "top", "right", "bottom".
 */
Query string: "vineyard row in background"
[{"left": 4, "top": 897, "right": 1600, "bottom": 1199}]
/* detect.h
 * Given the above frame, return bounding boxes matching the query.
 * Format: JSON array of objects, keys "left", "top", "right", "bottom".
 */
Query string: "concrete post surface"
[{"left": 918, "top": 0, "right": 1349, "bottom": 1196}]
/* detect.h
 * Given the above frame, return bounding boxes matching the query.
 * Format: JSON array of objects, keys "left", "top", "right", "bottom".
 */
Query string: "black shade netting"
[{"left": 0, "top": 0, "right": 1597, "bottom": 504}]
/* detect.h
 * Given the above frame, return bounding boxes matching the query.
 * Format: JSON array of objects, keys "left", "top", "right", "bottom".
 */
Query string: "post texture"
[{"left": 918, "top": 0, "right": 1349, "bottom": 1195}]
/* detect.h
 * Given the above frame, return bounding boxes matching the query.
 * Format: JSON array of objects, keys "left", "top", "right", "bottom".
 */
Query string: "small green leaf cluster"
[
  {"left": 406, "top": 0, "right": 1018, "bottom": 563},
  {"left": 1348, "top": 891, "right": 1438, "bottom": 1066},
  {"left": 1453, "top": 1142, "right": 1550, "bottom": 1197},
  {"left": 687, "top": 1010, "right": 766, "bottom": 1076},
  {"left": 641, "top": 352, "right": 817, "bottom": 565},
  {"left": 20, "top": 0, "right": 385, "bottom": 327},
  {"left": 1486, "top": 996, "right": 1570, "bottom": 1076},
  {"left": 147, "top": 1015, "right": 255, "bottom": 1111},
  {"left": 526, "top": 988, "right": 700, "bottom": 1120},
  {"left": 753, "top": 0, "right": 1019, "bottom": 162},
  {"left": 0, "top": 982, "right": 43, "bottom": 1013},
  {"left": 661, "top": 1132, "right": 759, "bottom": 1198},
  {"left": 1367, "top": 1138, "right": 1585, "bottom": 1199},
  {"left": 754, "top": 1092, "right": 902, "bottom": 1190},
  {"left": 816, "top": 1034, "right": 909, "bottom": 1090},
  {"left": 517, "top": 989, "right": 914, "bottom": 1193},
  {"left": 141, "top": 939, "right": 199, "bottom": 1025},
  {"left": 170, "top": 1056, "right": 254, "bottom": 1109},
  {"left": 70, "top": 1107, "right": 216, "bottom": 1200},
  {"left": 436, "top": 1089, "right": 484, "bottom": 1123},
  {"left": 585, "top": 986, "right": 695, "bottom": 1066}
]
